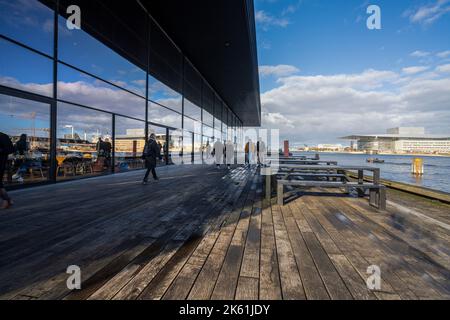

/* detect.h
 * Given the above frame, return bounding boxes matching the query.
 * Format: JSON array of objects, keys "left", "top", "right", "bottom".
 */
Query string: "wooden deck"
[{"left": 0, "top": 165, "right": 449, "bottom": 300}]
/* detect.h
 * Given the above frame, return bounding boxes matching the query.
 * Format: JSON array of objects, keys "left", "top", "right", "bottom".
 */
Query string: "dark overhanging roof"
[
  {"left": 41, "top": 0, "right": 261, "bottom": 126},
  {"left": 140, "top": 0, "right": 261, "bottom": 127}
]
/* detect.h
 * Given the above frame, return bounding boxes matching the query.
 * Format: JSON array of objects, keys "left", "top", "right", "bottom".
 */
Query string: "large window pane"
[
  {"left": 168, "top": 129, "right": 182, "bottom": 165},
  {"left": 0, "top": 94, "right": 51, "bottom": 186},
  {"left": 148, "top": 74, "right": 182, "bottom": 113},
  {"left": 114, "top": 117, "right": 145, "bottom": 171},
  {"left": 202, "top": 135, "right": 213, "bottom": 162},
  {"left": 194, "top": 133, "right": 202, "bottom": 164},
  {"left": 184, "top": 98, "right": 201, "bottom": 121},
  {"left": 148, "top": 19, "right": 182, "bottom": 113},
  {"left": 0, "top": 38, "right": 53, "bottom": 97},
  {"left": 183, "top": 116, "right": 201, "bottom": 135},
  {"left": 183, "top": 130, "right": 193, "bottom": 164},
  {"left": 58, "top": 64, "right": 146, "bottom": 119},
  {"left": 0, "top": 0, "right": 54, "bottom": 55},
  {"left": 58, "top": 16, "right": 146, "bottom": 97},
  {"left": 203, "top": 109, "right": 213, "bottom": 128},
  {"left": 148, "top": 102, "right": 181, "bottom": 129},
  {"left": 57, "top": 102, "right": 112, "bottom": 180},
  {"left": 148, "top": 124, "right": 167, "bottom": 165}
]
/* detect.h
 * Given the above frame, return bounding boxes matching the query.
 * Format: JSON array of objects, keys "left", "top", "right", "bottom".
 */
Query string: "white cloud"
[
  {"left": 402, "top": 66, "right": 429, "bottom": 74},
  {"left": 255, "top": 10, "right": 290, "bottom": 29},
  {"left": 436, "top": 64, "right": 450, "bottom": 73},
  {"left": 437, "top": 50, "right": 450, "bottom": 58},
  {"left": 259, "top": 65, "right": 300, "bottom": 77},
  {"left": 405, "top": 0, "right": 450, "bottom": 25},
  {"left": 259, "top": 68, "right": 450, "bottom": 144},
  {"left": 410, "top": 50, "right": 431, "bottom": 57}
]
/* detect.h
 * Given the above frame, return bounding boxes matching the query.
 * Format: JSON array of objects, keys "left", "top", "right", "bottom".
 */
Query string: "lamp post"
[{"left": 64, "top": 125, "right": 74, "bottom": 139}]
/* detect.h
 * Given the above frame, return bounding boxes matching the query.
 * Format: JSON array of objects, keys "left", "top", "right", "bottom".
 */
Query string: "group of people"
[
  {"left": 1, "top": 132, "right": 270, "bottom": 205},
  {"left": 211, "top": 139, "right": 235, "bottom": 170},
  {"left": 245, "top": 138, "right": 266, "bottom": 166}
]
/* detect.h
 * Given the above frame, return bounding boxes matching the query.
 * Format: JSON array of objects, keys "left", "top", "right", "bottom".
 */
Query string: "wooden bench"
[
  {"left": 277, "top": 180, "right": 386, "bottom": 210},
  {"left": 277, "top": 172, "right": 348, "bottom": 182}
]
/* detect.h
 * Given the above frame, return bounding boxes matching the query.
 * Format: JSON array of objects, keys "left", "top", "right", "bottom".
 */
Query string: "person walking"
[
  {"left": 0, "top": 132, "right": 14, "bottom": 209},
  {"left": 257, "top": 137, "right": 266, "bottom": 167},
  {"left": 225, "top": 140, "right": 234, "bottom": 169},
  {"left": 213, "top": 138, "right": 224, "bottom": 169},
  {"left": 142, "top": 133, "right": 161, "bottom": 184}
]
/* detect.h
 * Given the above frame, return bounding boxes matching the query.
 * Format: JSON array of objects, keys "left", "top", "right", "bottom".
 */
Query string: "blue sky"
[
  {"left": 256, "top": 0, "right": 450, "bottom": 91},
  {"left": 255, "top": 0, "right": 450, "bottom": 145}
]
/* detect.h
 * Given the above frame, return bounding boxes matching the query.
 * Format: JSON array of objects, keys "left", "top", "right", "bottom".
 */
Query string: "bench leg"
[
  {"left": 369, "top": 188, "right": 387, "bottom": 210},
  {"left": 379, "top": 188, "right": 386, "bottom": 210},
  {"left": 277, "top": 183, "right": 284, "bottom": 206}
]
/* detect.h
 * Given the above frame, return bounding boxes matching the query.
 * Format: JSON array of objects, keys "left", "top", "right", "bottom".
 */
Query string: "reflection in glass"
[
  {"left": 57, "top": 102, "right": 112, "bottom": 180},
  {"left": 183, "top": 130, "right": 193, "bottom": 164},
  {"left": 58, "top": 64, "right": 146, "bottom": 119},
  {"left": 148, "top": 124, "right": 167, "bottom": 165},
  {"left": 148, "top": 102, "right": 181, "bottom": 129},
  {"left": 114, "top": 117, "right": 145, "bottom": 171},
  {"left": 202, "top": 135, "right": 214, "bottom": 163},
  {"left": 0, "top": 94, "right": 50, "bottom": 185},
  {"left": 184, "top": 98, "right": 201, "bottom": 121},
  {"left": 0, "top": 0, "right": 54, "bottom": 55},
  {"left": 0, "top": 38, "right": 53, "bottom": 97},
  {"left": 183, "top": 116, "right": 201, "bottom": 135},
  {"left": 203, "top": 110, "right": 213, "bottom": 128},
  {"left": 148, "top": 75, "right": 182, "bottom": 113},
  {"left": 58, "top": 16, "right": 146, "bottom": 97},
  {"left": 168, "top": 129, "right": 183, "bottom": 165},
  {"left": 194, "top": 134, "right": 202, "bottom": 164}
]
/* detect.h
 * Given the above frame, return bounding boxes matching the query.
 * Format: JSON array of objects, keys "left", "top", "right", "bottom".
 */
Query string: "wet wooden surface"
[{"left": 0, "top": 165, "right": 449, "bottom": 300}]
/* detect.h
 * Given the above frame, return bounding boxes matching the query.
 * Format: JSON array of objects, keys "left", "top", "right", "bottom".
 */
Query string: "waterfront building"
[
  {"left": 0, "top": 0, "right": 261, "bottom": 187},
  {"left": 341, "top": 127, "right": 450, "bottom": 154}
]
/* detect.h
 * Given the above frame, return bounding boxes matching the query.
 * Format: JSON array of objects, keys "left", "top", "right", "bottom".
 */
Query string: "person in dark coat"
[
  {"left": 142, "top": 133, "right": 161, "bottom": 184},
  {"left": 0, "top": 132, "right": 14, "bottom": 209},
  {"left": 12, "top": 133, "right": 29, "bottom": 182}
]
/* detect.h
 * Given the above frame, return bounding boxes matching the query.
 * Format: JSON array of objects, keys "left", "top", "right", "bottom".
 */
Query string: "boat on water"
[{"left": 367, "top": 158, "right": 385, "bottom": 164}]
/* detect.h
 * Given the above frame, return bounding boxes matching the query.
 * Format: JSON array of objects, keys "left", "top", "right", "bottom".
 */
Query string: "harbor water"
[{"left": 293, "top": 152, "right": 450, "bottom": 194}]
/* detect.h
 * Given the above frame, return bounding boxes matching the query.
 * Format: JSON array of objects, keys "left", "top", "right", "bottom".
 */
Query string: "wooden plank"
[
  {"left": 281, "top": 203, "right": 330, "bottom": 300},
  {"left": 271, "top": 204, "right": 306, "bottom": 300},
  {"left": 235, "top": 277, "right": 259, "bottom": 300},
  {"left": 259, "top": 200, "right": 282, "bottom": 300}
]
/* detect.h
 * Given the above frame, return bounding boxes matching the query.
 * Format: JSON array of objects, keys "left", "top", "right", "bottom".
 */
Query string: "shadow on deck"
[{"left": 0, "top": 165, "right": 449, "bottom": 300}]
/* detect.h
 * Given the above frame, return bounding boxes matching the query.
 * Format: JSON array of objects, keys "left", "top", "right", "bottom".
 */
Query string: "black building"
[{"left": 0, "top": 0, "right": 261, "bottom": 187}]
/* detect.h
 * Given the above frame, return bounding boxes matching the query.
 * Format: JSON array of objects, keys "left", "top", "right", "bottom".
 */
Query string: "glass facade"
[{"left": 0, "top": 0, "right": 242, "bottom": 188}]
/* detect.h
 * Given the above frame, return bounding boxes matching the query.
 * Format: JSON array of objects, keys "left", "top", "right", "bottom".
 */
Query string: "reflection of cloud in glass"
[
  {"left": 57, "top": 15, "right": 146, "bottom": 97},
  {"left": 0, "top": 93, "right": 50, "bottom": 138},
  {"left": 148, "top": 103, "right": 181, "bottom": 129},
  {"left": 57, "top": 102, "right": 111, "bottom": 142}
]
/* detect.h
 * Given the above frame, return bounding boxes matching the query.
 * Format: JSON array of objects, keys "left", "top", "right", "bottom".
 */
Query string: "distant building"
[
  {"left": 317, "top": 144, "right": 344, "bottom": 152},
  {"left": 341, "top": 127, "right": 450, "bottom": 154}
]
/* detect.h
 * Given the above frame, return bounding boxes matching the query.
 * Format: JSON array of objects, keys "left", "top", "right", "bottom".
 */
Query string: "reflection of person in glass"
[
  {"left": 205, "top": 141, "right": 211, "bottom": 160},
  {"left": 142, "top": 133, "right": 161, "bottom": 184},
  {"left": 12, "top": 134, "right": 29, "bottom": 183},
  {"left": 103, "top": 138, "right": 112, "bottom": 168},
  {"left": 0, "top": 132, "right": 14, "bottom": 209},
  {"left": 213, "top": 138, "right": 224, "bottom": 169}
]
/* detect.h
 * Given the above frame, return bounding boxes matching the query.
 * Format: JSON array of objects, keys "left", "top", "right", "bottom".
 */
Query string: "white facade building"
[{"left": 341, "top": 127, "right": 450, "bottom": 154}]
